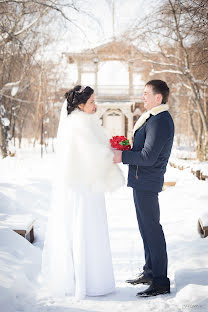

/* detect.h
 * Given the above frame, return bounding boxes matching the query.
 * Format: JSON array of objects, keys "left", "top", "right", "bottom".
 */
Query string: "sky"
[
  {"left": 43, "top": 0, "right": 163, "bottom": 87},
  {"left": 49, "top": 0, "right": 162, "bottom": 53}
]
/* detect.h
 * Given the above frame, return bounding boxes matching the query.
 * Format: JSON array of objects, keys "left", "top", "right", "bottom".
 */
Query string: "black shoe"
[
  {"left": 136, "top": 284, "right": 170, "bottom": 297},
  {"left": 126, "top": 272, "right": 152, "bottom": 285}
]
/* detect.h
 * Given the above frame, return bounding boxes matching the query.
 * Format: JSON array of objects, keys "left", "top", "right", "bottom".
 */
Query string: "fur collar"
[{"left": 133, "top": 104, "right": 169, "bottom": 135}]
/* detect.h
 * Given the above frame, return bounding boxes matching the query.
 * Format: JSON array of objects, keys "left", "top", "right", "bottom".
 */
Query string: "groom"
[{"left": 113, "top": 80, "right": 174, "bottom": 297}]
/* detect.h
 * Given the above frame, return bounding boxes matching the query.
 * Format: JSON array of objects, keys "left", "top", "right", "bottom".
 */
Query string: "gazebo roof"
[{"left": 64, "top": 39, "right": 142, "bottom": 63}]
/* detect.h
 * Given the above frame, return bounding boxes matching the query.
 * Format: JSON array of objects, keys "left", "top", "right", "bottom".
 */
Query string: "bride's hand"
[{"left": 113, "top": 150, "right": 122, "bottom": 163}]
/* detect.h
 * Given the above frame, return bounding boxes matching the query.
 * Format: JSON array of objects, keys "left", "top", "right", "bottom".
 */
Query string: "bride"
[{"left": 40, "top": 85, "right": 124, "bottom": 299}]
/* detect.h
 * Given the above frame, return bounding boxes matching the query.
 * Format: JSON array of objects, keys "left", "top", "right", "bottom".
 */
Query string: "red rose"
[{"left": 109, "top": 135, "right": 131, "bottom": 151}]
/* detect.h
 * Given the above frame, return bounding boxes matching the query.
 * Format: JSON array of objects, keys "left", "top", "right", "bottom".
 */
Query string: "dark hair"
[
  {"left": 146, "top": 80, "right": 169, "bottom": 104},
  {"left": 65, "top": 85, "right": 94, "bottom": 115}
]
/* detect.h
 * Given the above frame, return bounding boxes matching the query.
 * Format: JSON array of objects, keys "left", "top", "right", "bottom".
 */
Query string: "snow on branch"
[
  {"left": 1, "top": 118, "right": 10, "bottom": 127},
  {"left": 161, "top": 53, "right": 182, "bottom": 62},
  {"left": 150, "top": 69, "right": 183, "bottom": 75},
  {"left": 4, "top": 81, "right": 20, "bottom": 88},
  {"left": 14, "top": 17, "right": 40, "bottom": 37},
  {"left": 143, "top": 59, "right": 179, "bottom": 68},
  {"left": 0, "top": 2, "right": 50, "bottom": 45},
  {"left": 192, "top": 79, "right": 208, "bottom": 87},
  {"left": 1, "top": 81, "right": 20, "bottom": 97},
  {"left": 0, "top": 93, "right": 37, "bottom": 104},
  {"left": 182, "top": 83, "right": 191, "bottom": 90}
]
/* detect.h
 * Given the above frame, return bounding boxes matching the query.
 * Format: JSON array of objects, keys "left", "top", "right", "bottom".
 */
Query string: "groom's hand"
[{"left": 113, "top": 150, "right": 122, "bottom": 163}]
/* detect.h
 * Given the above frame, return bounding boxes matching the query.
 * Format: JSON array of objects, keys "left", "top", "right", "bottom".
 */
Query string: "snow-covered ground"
[
  {"left": 0, "top": 145, "right": 208, "bottom": 312},
  {"left": 170, "top": 145, "right": 208, "bottom": 176}
]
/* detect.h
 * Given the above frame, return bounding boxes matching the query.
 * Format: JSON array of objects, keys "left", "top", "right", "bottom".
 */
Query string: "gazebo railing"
[{"left": 93, "top": 85, "right": 144, "bottom": 97}]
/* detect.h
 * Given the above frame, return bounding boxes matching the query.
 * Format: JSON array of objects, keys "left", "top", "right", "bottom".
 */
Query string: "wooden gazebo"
[{"left": 64, "top": 39, "right": 146, "bottom": 142}]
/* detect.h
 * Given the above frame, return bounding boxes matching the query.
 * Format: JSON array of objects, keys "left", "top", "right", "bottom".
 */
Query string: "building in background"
[{"left": 64, "top": 39, "right": 146, "bottom": 143}]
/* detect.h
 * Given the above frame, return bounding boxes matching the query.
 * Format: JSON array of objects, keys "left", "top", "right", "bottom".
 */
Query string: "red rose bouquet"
[{"left": 110, "top": 136, "right": 131, "bottom": 151}]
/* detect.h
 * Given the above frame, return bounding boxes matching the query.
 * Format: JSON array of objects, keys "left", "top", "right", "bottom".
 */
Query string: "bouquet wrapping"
[{"left": 110, "top": 136, "right": 131, "bottom": 151}]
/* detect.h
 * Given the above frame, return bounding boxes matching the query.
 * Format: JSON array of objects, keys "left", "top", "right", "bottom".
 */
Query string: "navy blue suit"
[{"left": 122, "top": 110, "right": 174, "bottom": 286}]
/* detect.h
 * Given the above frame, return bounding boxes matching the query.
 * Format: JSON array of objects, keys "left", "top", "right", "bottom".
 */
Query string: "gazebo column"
[
  {"left": 77, "top": 62, "right": 82, "bottom": 85},
  {"left": 93, "top": 57, "right": 99, "bottom": 95},
  {"left": 127, "top": 114, "right": 133, "bottom": 144},
  {"left": 94, "top": 62, "right": 98, "bottom": 95},
  {"left": 128, "top": 61, "right": 134, "bottom": 97},
  {"left": 121, "top": 113, "right": 125, "bottom": 136}
]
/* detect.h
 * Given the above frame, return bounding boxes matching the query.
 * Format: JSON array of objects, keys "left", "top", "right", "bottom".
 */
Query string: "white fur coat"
[{"left": 54, "top": 108, "right": 125, "bottom": 193}]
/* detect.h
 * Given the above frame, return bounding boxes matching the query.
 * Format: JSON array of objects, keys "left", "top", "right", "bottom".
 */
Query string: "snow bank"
[
  {"left": 0, "top": 226, "right": 41, "bottom": 312},
  {"left": 0, "top": 146, "right": 208, "bottom": 312}
]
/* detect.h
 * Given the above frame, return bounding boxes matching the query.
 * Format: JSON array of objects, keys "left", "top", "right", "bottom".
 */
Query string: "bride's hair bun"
[{"left": 65, "top": 85, "right": 94, "bottom": 115}]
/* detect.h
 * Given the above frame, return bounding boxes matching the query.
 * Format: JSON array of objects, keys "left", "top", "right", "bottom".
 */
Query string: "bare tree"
[
  {"left": 0, "top": 0, "right": 81, "bottom": 158},
  {"left": 127, "top": 0, "right": 208, "bottom": 160}
]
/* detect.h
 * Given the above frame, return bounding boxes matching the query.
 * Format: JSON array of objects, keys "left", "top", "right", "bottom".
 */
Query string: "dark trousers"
[{"left": 133, "top": 189, "right": 170, "bottom": 286}]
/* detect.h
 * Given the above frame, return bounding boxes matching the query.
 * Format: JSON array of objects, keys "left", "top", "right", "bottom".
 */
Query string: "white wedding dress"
[{"left": 40, "top": 102, "right": 124, "bottom": 299}]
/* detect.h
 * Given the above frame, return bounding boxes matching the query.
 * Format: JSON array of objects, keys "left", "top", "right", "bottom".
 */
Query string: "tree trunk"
[
  {"left": 0, "top": 122, "right": 9, "bottom": 158},
  {"left": 18, "top": 129, "right": 22, "bottom": 149},
  {"left": 12, "top": 116, "right": 16, "bottom": 146},
  {"left": 196, "top": 115, "right": 204, "bottom": 160},
  {"left": 188, "top": 110, "right": 197, "bottom": 142}
]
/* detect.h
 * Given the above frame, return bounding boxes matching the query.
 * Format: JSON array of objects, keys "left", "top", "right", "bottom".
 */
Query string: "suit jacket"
[{"left": 122, "top": 110, "right": 174, "bottom": 192}]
